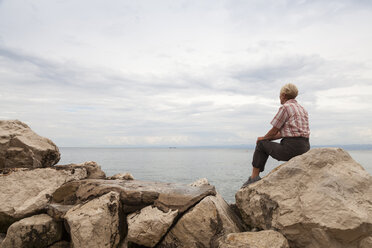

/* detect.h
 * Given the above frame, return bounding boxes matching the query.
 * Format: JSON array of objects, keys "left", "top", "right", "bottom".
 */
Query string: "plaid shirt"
[{"left": 271, "top": 99, "right": 310, "bottom": 138}]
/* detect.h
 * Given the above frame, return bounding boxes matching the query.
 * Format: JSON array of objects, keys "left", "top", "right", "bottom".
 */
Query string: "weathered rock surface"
[
  {"left": 189, "top": 178, "right": 209, "bottom": 187},
  {"left": 236, "top": 148, "right": 372, "bottom": 248},
  {"left": 359, "top": 236, "right": 372, "bottom": 248},
  {"left": 47, "top": 241, "right": 71, "bottom": 248},
  {"left": 1, "top": 214, "right": 63, "bottom": 248},
  {"left": 64, "top": 191, "right": 121, "bottom": 248},
  {"left": 0, "top": 120, "right": 60, "bottom": 169},
  {"left": 0, "top": 167, "right": 86, "bottom": 232},
  {"left": 0, "top": 162, "right": 105, "bottom": 232},
  {"left": 54, "top": 161, "right": 106, "bottom": 179},
  {"left": 52, "top": 179, "right": 216, "bottom": 214},
  {"left": 127, "top": 206, "right": 178, "bottom": 247},
  {"left": 159, "top": 193, "right": 243, "bottom": 248},
  {"left": 218, "top": 230, "right": 289, "bottom": 248},
  {"left": 107, "top": 173, "right": 134, "bottom": 180}
]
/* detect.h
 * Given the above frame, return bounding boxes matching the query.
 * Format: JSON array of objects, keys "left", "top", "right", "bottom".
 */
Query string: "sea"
[{"left": 58, "top": 147, "right": 372, "bottom": 203}]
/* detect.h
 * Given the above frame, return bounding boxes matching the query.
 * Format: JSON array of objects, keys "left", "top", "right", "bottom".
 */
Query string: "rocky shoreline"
[{"left": 1, "top": 120, "right": 372, "bottom": 248}]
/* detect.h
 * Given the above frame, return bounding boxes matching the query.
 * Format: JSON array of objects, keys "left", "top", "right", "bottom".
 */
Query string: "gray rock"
[
  {"left": 127, "top": 206, "right": 178, "bottom": 247},
  {"left": 64, "top": 191, "right": 121, "bottom": 248},
  {"left": 218, "top": 230, "right": 289, "bottom": 248},
  {"left": 52, "top": 179, "right": 216, "bottom": 214},
  {"left": 1, "top": 214, "right": 63, "bottom": 248},
  {"left": 236, "top": 148, "right": 372, "bottom": 248},
  {"left": 159, "top": 193, "right": 243, "bottom": 248},
  {"left": 0, "top": 120, "right": 60, "bottom": 169}
]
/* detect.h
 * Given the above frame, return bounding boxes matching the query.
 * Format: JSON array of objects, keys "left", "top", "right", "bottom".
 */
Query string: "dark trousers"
[{"left": 252, "top": 137, "right": 310, "bottom": 172}]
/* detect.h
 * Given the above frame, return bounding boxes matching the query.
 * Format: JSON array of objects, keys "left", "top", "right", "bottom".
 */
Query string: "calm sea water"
[{"left": 58, "top": 148, "right": 372, "bottom": 203}]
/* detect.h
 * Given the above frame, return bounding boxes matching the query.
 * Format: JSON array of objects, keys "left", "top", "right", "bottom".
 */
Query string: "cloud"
[{"left": 0, "top": 1, "right": 372, "bottom": 146}]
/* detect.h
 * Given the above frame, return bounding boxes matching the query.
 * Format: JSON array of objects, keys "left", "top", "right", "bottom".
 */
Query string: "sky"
[{"left": 0, "top": 0, "right": 372, "bottom": 147}]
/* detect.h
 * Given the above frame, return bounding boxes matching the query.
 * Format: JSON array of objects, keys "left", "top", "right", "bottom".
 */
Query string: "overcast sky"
[{"left": 1, "top": 0, "right": 372, "bottom": 147}]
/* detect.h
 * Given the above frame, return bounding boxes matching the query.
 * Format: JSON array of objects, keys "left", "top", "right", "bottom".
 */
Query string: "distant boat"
[{"left": 168, "top": 147, "right": 177, "bottom": 149}]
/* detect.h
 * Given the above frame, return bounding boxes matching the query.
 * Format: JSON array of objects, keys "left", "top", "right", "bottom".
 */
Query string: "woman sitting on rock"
[{"left": 243, "top": 83, "right": 310, "bottom": 187}]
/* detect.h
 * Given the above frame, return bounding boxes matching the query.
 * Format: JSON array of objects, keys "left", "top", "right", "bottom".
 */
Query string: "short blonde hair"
[{"left": 280, "top": 83, "right": 298, "bottom": 99}]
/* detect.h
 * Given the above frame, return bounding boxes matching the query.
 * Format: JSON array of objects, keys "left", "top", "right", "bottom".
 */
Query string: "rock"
[
  {"left": 159, "top": 193, "right": 243, "bottom": 248},
  {"left": 54, "top": 161, "right": 106, "bottom": 179},
  {"left": 127, "top": 206, "right": 178, "bottom": 247},
  {"left": 64, "top": 191, "right": 121, "bottom": 248},
  {"left": 108, "top": 173, "right": 134, "bottom": 180},
  {"left": 359, "top": 236, "right": 372, "bottom": 248},
  {"left": 0, "top": 120, "right": 60, "bottom": 169},
  {"left": 0, "top": 233, "right": 5, "bottom": 245},
  {"left": 46, "top": 204, "right": 74, "bottom": 221},
  {"left": 1, "top": 214, "right": 63, "bottom": 248},
  {"left": 236, "top": 148, "right": 372, "bottom": 248},
  {"left": 189, "top": 178, "right": 209, "bottom": 187},
  {"left": 47, "top": 241, "right": 71, "bottom": 248},
  {"left": 218, "top": 230, "right": 289, "bottom": 248},
  {"left": 52, "top": 179, "right": 216, "bottom": 214},
  {"left": 0, "top": 162, "right": 103, "bottom": 232}
]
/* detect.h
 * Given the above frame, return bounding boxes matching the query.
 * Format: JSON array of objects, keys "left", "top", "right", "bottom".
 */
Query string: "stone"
[
  {"left": 46, "top": 204, "right": 74, "bottom": 221},
  {"left": 0, "top": 233, "right": 5, "bottom": 245},
  {"left": 108, "top": 173, "right": 134, "bottom": 180},
  {"left": 47, "top": 241, "right": 71, "bottom": 248},
  {"left": 0, "top": 120, "right": 60, "bottom": 169},
  {"left": 359, "top": 236, "right": 372, "bottom": 248},
  {"left": 236, "top": 148, "right": 372, "bottom": 248},
  {"left": 127, "top": 206, "right": 178, "bottom": 247},
  {"left": 189, "top": 178, "right": 209, "bottom": 187},
  {"left": 218, "top": 230, "right": 289, "bottom": 248},
  {"left": 54, "top": 161, "right": 106, "bottom": 179},
  {"left": 64, "top": 191, "right": 121, "bottom": 248},
  {"left": 0, "top": 166, "right": 88, "bottom": 233},
  {"left": 159, "top": 193, "right": 243, "bottom": 248},
  {"left": 1, "top": 214, "right": 63, "bottom": 248},
  {"left": 52, "top": 179, "right": 216, "bottom": 214}
]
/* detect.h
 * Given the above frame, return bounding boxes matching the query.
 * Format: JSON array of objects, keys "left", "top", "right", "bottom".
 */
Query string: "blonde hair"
[{"left": 280, "top": 83, "right": 298, "bottom": 99}]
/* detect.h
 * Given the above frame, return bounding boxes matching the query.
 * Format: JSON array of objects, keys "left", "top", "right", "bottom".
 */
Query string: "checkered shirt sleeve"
[{"left": 271, "top": 106, "right": 288, "bottom": 129}]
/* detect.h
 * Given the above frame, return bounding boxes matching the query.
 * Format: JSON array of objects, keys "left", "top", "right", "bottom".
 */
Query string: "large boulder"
[
  {"left": 1, "top": 214, "right": 63, "bottom": 248},
  {"left": 0, "top": 120, "right": 60, "bottom": 169},
  {"left": 217, "top": 230, "right": 289, "bottom": 248},
  {"left": 64, "top": 191, "right": 121, "bottom": 248},
  {"left": 52, "top": 179, "right": 216, "bottom": 214},
  {"left": 236, "top": 148, "right": 372, "bottom": 248},
  {"left": 159, "top": 193, "right": 244, "bottom": 248},
  {"left": 127, "top": 206, "right": 178, "bottom": 247},
  {"left": 0, "top": 162, "right": 105, "bottom": 232}
]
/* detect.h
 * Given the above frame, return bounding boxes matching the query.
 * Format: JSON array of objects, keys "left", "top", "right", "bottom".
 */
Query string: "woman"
[{"left": 243, "top": 83, "right": 310, "bottom": 187}]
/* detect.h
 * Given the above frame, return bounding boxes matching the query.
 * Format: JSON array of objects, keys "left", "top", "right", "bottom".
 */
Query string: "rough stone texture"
[
  {"left": 52, "top": 179, "right": 216, "bottom": 214},
  {"left": 359, "top": 236, "right": 372, "bottom": 248},
  {"left": 46, "top": 204, "right": 74, "bottom": 221},
  {"left": 0, "top": 233, "right": 5, "bottom": 245},
  {"left": 107, "top": 173, "right": 134, "bottom": 180},
  {"left": 159, "top": 193, "right": 243, "bottom": 248},
  {"left": 64, "top": 191, "right": 121, "bottom": 248},
  {"left": 0, "top": 120, "right": 60, "bottom": 169},
  {"left": 189, "top": 178, "right": 209, "bottom": 187},
  {"left": 236, "top": 148, "right": 372, "bottom": 248},
  {"left": 1, "top": 214, "right": 63, "bottom": 248},
  {"left": 127, "top": 206, "right": 178, "bottom": 247},
  {"left": 218, "top": 230, "right": 289, "bottom": 248},
  {"left": 54, "top": 161, "right": 106, "bottom": 179},
  {"left": 47, "top": 241, "right": 71, "bottom": 248},
  {"left": 0, "top": 167, "right": 88, "bottom": 232}
]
